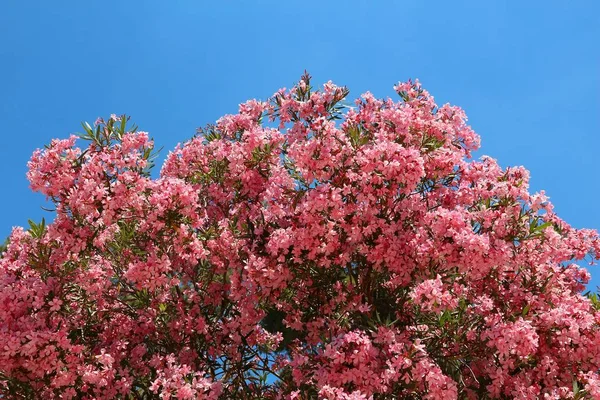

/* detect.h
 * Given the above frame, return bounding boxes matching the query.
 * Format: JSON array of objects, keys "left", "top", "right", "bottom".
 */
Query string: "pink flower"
[{"left": 48, "top": 298, "right": 62, "bottom": 312}]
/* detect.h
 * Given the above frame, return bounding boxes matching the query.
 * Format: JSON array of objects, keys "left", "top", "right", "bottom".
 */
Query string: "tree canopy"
[{"left": 1, "top": 74, "right": 599, "bottom": 399}]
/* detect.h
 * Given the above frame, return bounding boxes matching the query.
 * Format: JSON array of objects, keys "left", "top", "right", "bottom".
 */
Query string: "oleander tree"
[{"left": 1, "top": 73, "right": 600, "bottom": 399}]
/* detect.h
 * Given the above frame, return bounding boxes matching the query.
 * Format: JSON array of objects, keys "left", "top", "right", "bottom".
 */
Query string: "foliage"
[{"left": 1, "top": 75, "right": 600, "bottom": 399}]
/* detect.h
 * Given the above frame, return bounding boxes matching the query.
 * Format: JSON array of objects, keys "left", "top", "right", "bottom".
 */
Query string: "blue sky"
[{"left": 1, "top": 1, "right": 598, "bottom": 288}]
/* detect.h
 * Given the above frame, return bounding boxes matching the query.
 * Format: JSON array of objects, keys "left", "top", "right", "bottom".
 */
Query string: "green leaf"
[
  {"left": 79, "top": 121, "right": 95, "bottom": 140},
  {"left": 27, "top": 218, "right": 46, "bottom": 238},
  {"left": 531, "top": 221, "right": 552, "bottom": 233},
  {"left": 0, "top": 237, "right": 8, "bottom": 256},
  {"left": 120, "top": 116, "right": 127, "bottom": 137}
]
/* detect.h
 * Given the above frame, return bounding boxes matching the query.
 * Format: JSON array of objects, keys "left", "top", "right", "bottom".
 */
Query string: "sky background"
[{"left": 1, "top": 1, "right": 599, "bottom": 288}]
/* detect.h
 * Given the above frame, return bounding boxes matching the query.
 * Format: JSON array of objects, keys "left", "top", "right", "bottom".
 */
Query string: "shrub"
[{"left": 1, "top": 73, "right": 599, "bottom": 399}]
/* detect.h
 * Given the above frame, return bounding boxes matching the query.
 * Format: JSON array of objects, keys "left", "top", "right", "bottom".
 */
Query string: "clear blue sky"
[{"left": 1, "top": 1, "right": 599, "bottom": 288}]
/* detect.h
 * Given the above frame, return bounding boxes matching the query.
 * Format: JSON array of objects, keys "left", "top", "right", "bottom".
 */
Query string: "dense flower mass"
[{"left": 1, "top": 74, "right": 600, "bottom": 399}]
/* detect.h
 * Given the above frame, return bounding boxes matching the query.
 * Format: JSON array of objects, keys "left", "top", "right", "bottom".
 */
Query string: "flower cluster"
[{"left": 1, "top": 74, "right": 599, "bottom": 398}]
